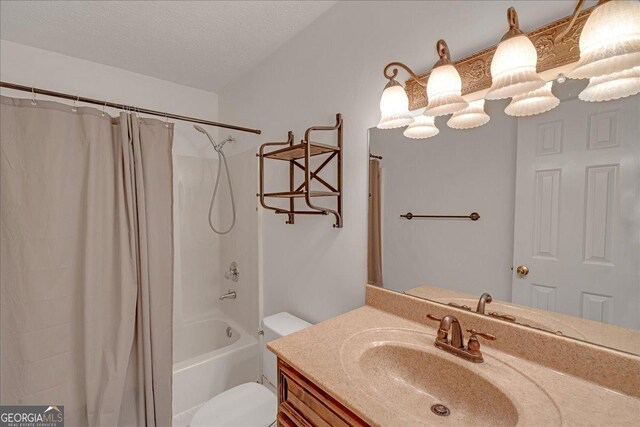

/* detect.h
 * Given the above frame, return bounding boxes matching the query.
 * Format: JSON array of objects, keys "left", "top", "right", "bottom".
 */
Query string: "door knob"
[{"left": 516, "top": 265, "right": 529, "bottom": 277}]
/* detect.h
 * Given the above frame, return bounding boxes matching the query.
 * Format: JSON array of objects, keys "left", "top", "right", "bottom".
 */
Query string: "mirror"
[{"left": 368, "top": 78, "right": 640, "bottom": 355}]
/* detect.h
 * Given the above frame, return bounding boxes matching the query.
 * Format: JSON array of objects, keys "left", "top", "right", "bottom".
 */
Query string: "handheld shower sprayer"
[
  {"left": 194, "top": 125, "right": 235, "bottom": 152},
  {"left": 193, "top": 125, "right": 236, "bottom": 235}
]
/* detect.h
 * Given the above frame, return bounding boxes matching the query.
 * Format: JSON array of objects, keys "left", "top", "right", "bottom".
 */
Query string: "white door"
[{"left": 512, "top": 94, "right": 640, "bottom": 329}]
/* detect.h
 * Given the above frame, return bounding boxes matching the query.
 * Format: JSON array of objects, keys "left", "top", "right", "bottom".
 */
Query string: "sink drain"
[{"left": 431, "top": 404, "right": 450, "bottom": 417}]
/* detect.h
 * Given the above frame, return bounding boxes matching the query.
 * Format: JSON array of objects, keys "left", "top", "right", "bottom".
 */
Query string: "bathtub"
[{"left": 172, "top": 313, "right": 259, "bottom": 427}]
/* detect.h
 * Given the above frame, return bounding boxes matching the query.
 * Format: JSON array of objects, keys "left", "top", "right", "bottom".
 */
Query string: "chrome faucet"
[
  {"left": 427, "top": 313, "right": 496, "bottom": 363},
  {"left": 219, "top": 290, "right": 236, "bottom": 300},
  {"left": 476, "top": 292, "right": 493, "bottom": 314}
]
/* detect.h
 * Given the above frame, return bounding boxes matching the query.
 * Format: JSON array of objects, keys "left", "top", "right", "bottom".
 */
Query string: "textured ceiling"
[{"left": 0, "top": 0, "right": 337, "bottom": 92}]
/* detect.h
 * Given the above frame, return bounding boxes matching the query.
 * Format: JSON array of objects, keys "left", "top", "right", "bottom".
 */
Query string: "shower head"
[
  {"left": 193, "top": 125, "right": 237, "bottom": 152},
  {"left": 193, "top": 124, "right": 220, "bottom": 150}
]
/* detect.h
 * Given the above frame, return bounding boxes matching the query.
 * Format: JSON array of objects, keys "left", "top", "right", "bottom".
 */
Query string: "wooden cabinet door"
[{"left": 277, "top": 359, "right": 369, "bottom": 427}]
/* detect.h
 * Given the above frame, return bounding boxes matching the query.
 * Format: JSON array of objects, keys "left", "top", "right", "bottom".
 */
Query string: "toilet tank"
[{"left": 262, "top": 312, "right": 312, "bottom": 389}]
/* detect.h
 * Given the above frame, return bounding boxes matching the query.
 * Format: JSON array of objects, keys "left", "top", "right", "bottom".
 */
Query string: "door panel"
[{"left": 513, "top": 95, "right": 640, "bottom": 329}]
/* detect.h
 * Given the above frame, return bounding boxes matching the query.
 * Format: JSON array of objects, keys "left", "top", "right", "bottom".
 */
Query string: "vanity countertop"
[{"left": 269, "top": 292, "right": 640, "bottom": 426}]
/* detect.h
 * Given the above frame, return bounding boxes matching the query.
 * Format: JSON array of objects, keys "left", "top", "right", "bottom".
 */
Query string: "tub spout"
[{"left": 219, "top": 290, "right": 237, "bottom": 300}]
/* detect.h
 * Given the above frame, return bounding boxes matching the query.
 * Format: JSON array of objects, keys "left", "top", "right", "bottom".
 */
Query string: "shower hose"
[
  {"left": 194, "top": 125, "right": 236, "bottom": 235},
  {"left": 208, "top": 147, "right": 236, "bottom": 235}
]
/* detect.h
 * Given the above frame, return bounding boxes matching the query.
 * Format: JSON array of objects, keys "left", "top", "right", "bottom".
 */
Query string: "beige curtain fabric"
[
  {"left": 0, "top": 96, "right": 173, "bottom": 427},
  {"left": 368, "top": 159, "right": 383, "bottom": 286}
]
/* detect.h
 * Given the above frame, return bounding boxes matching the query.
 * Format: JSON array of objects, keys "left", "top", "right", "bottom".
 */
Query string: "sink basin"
[
  {"left": 359, "top": 343, "right": 518, "bottom": 425},
  {"left": 341, "top": 328, "right": 561, "bottom": 427}
]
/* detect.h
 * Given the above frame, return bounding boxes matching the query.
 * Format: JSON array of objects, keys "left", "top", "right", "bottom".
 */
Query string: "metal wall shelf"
[
  {"left": 257, "top": 114, "right": 343, "bottom": 228},
  {"left": 263, "top": 191, "right": 340, "bottom": 198},
  {"left": 262, "top": 142, "right": 339, "bottom": 161}
]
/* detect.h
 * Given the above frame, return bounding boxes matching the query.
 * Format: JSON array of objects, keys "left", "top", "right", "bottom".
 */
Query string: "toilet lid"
[{"left": 190, "top": 383, "right": 277, "bottom": 427}]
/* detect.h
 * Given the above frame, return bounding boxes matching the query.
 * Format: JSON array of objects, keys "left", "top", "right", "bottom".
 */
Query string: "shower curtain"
[
  {"left": 368, "top": 158, "right": 383, "bottom": 286},
  {"left": 0, "top": 96, "right": 173, "bottom": 426}
]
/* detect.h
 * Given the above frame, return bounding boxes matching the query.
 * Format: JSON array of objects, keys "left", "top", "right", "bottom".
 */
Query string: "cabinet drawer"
[{"left": 277, "top": 360, "right": 368, "bottom": 427}]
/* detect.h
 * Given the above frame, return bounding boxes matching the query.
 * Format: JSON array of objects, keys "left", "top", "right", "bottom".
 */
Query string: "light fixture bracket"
[
  {"left": 383, "top": 61, "right": 426, "bottom": 88},
  {"left": 433, "top": 39, "right": 452, "bottom": 68},
  {"left": 384, "top": 78, "right": 402, "bottom": 90},
  {"left": 501, "top": 7, "right": 524, "bottom": 41}
]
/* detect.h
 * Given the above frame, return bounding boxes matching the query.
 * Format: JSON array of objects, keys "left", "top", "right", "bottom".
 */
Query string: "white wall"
[
  {"left": 218, "top": 1, "right": 575, "bottom": 323},
  {"left": 0, "top": 40, "right": 220, "bottom": 158},
  {"left": 370, "top": 98, "right": 517, "bottom": 301}
]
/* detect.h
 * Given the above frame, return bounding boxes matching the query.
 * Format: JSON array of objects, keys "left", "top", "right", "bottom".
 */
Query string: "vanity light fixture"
[
  {"left": 377, "top": 1, "right": 638, "bottom": 137},
  {"left": 568, "top": 0, "right": 640, "bottom": 80},
  {"left": 377, "top": 79, "right": 414, "bottom": 129},
  {"left": 504, "top": 81, "right": 560, "bottom": 117},
  {"left": 377, "top": 62, "right": 425, "bottom": 129},
  {"left": 403, "top": 114, "right": 439, "bottom": 139},
  {"left": 424, "top": 40, "right": 468, "bottom": 116},
  {"left": 566, "top": 0, "right": 640, "bottom": 101},
  {"left": 447, "top": 99, "right": 490, "bottom": 130},
  {"left": 485, "top": 7, "right": 546, "bottom": 100},
  {"left": 579, "top": 66, "right": 640, "bottom": 102}
]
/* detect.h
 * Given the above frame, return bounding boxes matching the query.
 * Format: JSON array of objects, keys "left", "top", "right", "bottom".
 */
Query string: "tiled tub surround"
[
  {"left": 268, "top": 285, "right": 640, "bottom": 426},
  {"left": 407, "top": 284, "right": 640, "bottom": 355}
]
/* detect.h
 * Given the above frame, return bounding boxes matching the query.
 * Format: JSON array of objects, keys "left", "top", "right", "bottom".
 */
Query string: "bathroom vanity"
[
  {"left": 269, "top": 285, "right": 640, "bottom": 426},
  {"left": 276, "top": 360, "right": 367, "bottom": 427}
]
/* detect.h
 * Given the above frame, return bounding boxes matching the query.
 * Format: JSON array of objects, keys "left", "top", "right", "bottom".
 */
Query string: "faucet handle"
[
  {"left": 466, "top": 328, "right": 496, "bottom": 341},
  {"left": 488, "top": 311, "right": 517, "bottom": 322},
  {"left": 426, "top": 314, "right": 442, "bottom": 322},
  {"left": 426, "top": 314, "right": 447, "bottom": 340},
  {"left": 447, "top": 302, "right": 472, "bottom": 311},
  {"left": 465, "top": 328, "right": 496, "bottom": 355}
]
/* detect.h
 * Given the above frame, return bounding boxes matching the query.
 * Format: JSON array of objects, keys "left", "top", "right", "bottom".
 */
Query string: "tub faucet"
[
  {"left": 426, "top": 313, "right": 496, "bottom": 363},
  {"left": 219, "top": 290, "right": 236, "bottom": 300},
  {"left": 476, "top": 292, "right": 493, "bottom": 314}
]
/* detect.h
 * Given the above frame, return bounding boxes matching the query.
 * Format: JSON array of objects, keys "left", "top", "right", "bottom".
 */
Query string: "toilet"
[{"left": 190, "top": 312, "right": 312, "bottom": 427}]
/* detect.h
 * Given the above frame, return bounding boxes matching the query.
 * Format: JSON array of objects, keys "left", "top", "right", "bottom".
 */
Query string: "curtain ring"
[
  {"left": 72, "top": 96, "right": 79, "bottom": 113},
  {"left": 101, "top": 102, "right": 107, "bottom": 117},
  {"left": 164, "top": 113, "right": 169, "bottom": 128},
  {"left": 30, "top": 88, "right": 37, "bottom": 106}
]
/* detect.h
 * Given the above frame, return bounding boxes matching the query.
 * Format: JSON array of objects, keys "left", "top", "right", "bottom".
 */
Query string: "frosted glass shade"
[
  {"left": 424, "top": 64, "right": 468, "bottom": 116},
  {"left": 505, "top": 82, "right": 559, "bottom": 117},
  {"left": 447, "top": 100, "right": 491, "bottom": 129},
  {"left": 568, "top": 0, "right": 640, "bottom": 79},
  {"left": 579, "top": 66, "right": 640, "bottom": 102},
  {"left": 486, "top": 35, "right": 546, "bottom": 100},
  {"left": 377, "top": 83, "right": 414, "bottom": 129},
  {"left": 403, "top": 115, "right": 439, "bottom": 139}
]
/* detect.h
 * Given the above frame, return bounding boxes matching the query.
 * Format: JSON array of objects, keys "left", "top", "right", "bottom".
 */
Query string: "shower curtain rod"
[{"left": 0, "top": 81, "right": 262, "bottom": 135}]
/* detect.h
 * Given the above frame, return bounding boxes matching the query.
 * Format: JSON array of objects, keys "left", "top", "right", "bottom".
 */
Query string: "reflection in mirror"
[{"left": 368, "top": 79, "right": 640, "bottom": 355}]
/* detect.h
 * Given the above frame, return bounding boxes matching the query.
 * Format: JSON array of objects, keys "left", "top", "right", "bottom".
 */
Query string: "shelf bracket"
[
  {"left": 303, "top": 113, "right": 343, "bottom": 228},
  {"left": 257, "top": 131, "right": 295, "bottom": 224}
]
